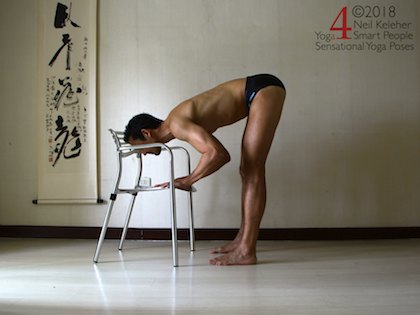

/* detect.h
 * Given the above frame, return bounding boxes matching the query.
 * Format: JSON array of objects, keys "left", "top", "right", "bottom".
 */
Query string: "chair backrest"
[
  {"left": 109, "top": 129, "right": 139, "bottom": 158},
  {"left": 109, "top": 129, "right": 127, "bottom": 148},
  {"left": 109, "top": 128, "right": 179, "bottom": 160}
]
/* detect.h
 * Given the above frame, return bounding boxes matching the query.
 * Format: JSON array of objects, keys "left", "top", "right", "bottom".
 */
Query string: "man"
[{"left": 124, "top": 74, "right": 286, "bottom": 265}]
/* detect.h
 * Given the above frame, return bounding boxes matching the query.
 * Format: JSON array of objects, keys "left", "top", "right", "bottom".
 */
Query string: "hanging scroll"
[{"left": 35, "top": 0, "right": 98, "bottom": 204}]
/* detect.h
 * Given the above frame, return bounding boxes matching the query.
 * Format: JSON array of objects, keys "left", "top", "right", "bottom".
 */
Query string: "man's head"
[
  {"left": 124, "top": 113, "right": 163, "bottom": 142},
  {"left": 124, "top": 113, "right": 163, "bottom": 155}
]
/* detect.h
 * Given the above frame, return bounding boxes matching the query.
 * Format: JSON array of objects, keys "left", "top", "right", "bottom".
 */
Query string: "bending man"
[{"left": 124, "top": 74, "right": 286, "bottom": 265}]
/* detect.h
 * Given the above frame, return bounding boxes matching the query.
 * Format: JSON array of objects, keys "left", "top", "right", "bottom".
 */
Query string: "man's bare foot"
[
  {"left": 209, "top": 248, "right": 257, "bottom": 266},
  {"left": 211, "top": 241, "right": 239, "bottom": 254}
]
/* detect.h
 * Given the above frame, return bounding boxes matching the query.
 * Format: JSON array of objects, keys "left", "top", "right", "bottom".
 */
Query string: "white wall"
[{"left": 0, "top": 0, "right": 419, "bottom": 229}]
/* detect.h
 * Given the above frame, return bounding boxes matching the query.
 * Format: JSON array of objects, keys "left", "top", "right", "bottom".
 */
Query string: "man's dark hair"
[{"left": 124, "top": 113, "right": 163, "bottom": 142}]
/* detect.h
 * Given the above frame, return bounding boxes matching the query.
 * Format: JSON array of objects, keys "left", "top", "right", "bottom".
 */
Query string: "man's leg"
[{"left": 210, "top": 86, "right": 285, "bottom": 265}]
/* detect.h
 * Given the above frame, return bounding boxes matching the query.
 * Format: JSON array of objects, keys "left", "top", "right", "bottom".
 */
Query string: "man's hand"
[{"left": 154, "top": 176, "right": 194, "bottom": 192}]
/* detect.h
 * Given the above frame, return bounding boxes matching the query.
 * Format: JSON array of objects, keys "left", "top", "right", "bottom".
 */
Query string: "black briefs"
[{"left": 245, "top": 74, "right": 285, "bottom": 109}]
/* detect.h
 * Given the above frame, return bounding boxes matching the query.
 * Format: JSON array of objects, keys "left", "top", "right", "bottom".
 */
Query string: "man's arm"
[{"left": 170, "top": 117, "right": 230, "bottom": 188}]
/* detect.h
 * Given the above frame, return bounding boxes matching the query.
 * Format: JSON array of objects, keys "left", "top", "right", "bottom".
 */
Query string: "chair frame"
[{"left": 93, "top": 129, "right": 195, "bottom": 266}]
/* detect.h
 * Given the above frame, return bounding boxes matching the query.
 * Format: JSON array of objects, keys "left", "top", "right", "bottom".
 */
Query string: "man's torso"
[{"left": 167, "top": 78, "right": 248, "bottom": 134}]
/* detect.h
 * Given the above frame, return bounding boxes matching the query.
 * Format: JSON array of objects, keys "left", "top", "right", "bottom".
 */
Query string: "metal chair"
[{"left": 93, "top": 129, "right": 195, "bottom": 266}]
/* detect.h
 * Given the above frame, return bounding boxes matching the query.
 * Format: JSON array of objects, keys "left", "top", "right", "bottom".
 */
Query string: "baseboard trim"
[{"left": 1, "top": 226, "right": 419, "bottom": 240}]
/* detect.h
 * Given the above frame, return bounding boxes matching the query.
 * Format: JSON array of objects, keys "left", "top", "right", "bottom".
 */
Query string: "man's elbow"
[{"left": 214, "top": 150, "right": 231, "bottom": 166}]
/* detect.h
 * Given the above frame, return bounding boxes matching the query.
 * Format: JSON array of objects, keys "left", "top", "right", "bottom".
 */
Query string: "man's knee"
[{"left": 239, "top": 162, "right": 265, "bottom": 181}]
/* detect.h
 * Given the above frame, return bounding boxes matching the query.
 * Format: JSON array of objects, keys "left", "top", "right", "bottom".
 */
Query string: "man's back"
[{"left": 167, "top": 78, "right": 248, "bottom": 134}]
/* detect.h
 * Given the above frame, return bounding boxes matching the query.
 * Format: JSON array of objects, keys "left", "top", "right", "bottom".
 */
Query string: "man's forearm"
[{"left": 185, "top": 150, "right": 231, "bottom": 186}]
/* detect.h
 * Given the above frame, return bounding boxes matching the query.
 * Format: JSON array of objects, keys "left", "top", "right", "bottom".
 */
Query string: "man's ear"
[{"left": 141, "top": 129, "right": 152, "bottom": 139}]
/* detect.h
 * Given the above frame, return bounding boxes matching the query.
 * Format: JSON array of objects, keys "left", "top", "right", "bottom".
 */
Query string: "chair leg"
[
  {"left": 169, "top": 186, "right": 179, "bottom": 267},
  {"left": 93, "top": 197, "right": 116, "bottom": 263},
  {"left": 119, "top": 194, "right": 137, "bottom": 250},
  {"left": 188, "top": 190, "right": 195, "bottom": 252}
]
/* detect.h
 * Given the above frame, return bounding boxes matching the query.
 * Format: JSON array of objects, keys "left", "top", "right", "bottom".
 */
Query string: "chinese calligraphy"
[
  {"left": 53, "top": 76, "right": 81, "bottom": 110},
  {"left": 48, "top": 33, "right": 72, "bottom": 70},
  {"left": 45, "top": 1, "right": 88, "bottom": 167},
  {"left": 54, "top": 2, "right": 80, "bottom": 28},
  {"left": 49, "top": 2, "right": 81, "bottom": 70},
  {"left": 53, "top": 115, "right": 82, "bottom": 167}
]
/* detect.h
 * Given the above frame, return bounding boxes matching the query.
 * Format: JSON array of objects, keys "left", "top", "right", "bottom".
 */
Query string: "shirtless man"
[{"left": 124, "top": 74, "right": 286, "bottom": 265}]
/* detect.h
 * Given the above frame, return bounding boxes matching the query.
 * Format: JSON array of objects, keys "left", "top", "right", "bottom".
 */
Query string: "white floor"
[{"left": 1, "top": 238, "right": 420, "bottom": 315}]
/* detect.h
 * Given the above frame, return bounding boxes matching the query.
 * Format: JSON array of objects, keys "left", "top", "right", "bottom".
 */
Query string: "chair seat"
[
  {"left": 119, "top": 185, "right": 197, "bottom": 194},
  {"left": 119, "top": 186, "right": 169, "bottom": 193}
]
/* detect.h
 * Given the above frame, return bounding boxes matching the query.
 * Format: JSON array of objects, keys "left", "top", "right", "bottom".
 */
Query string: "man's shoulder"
[
  {"left": 168, "top": 101, "right": 195, "bottom": 122},
  {"left": 166, "top": 112, "right": 193, "bottom": 132}
]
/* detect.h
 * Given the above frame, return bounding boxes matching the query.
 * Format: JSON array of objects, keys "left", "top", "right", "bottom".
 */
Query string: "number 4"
[{"left": 330, "top": 6, "right": 352, "bottom": 40}]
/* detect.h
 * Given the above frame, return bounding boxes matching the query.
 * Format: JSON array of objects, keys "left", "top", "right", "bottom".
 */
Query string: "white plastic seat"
[{"left": 93, "top": 129, "right": 195, "bottom": 266}]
